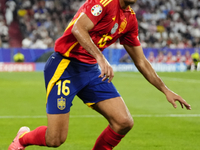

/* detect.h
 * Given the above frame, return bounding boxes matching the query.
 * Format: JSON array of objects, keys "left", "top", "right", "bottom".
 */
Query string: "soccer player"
[
  {"left": 8, "top": 0, "right": 191, "bottom": 149},
  {"left": 191, "top": 49, "right": 200, "bottom": 70}
]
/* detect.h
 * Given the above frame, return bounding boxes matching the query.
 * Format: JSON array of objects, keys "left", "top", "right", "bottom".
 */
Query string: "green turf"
[{"left": 0, "top": 71, "right": 199, "bottom": 150}]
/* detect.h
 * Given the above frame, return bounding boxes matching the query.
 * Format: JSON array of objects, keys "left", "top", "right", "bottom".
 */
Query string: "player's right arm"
[
  {"left": 71, "top": 13, "right": 114, "bottom": 83},
  {"left": 124, "top": 44, "right": 191, "bottom": 110}
]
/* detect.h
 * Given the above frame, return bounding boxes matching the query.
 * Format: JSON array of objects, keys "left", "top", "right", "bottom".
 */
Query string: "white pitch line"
[
  {"left": 0, "top": 114, "right": 200, "bottom": 119},
  {"left": 0, "top": 115, "right": 46, "bottom": 119},
  {"left": 161, "top": 77, "right": 200, "bottom": 83},
  {"left": 118, "top": 73, "right": 200, "bottom": 83},
  {"left": 132, "top": 114, "right": 200, "bottom": 117}
]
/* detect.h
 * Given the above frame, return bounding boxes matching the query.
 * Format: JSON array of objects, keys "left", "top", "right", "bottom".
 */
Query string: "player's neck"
[
  {"left": 119, "top": 0, "right": 129, "bottom": 9},
  {"left": 120, "top": 0, "right": 137, "bottom": 9}
]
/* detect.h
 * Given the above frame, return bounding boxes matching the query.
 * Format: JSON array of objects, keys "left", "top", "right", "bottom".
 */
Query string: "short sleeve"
[
  {"left": 82, "top": 0, "right": 107, "bottom": 26},
  {"left": 119, "top": 16, "right": 141, "bottom": 46}
]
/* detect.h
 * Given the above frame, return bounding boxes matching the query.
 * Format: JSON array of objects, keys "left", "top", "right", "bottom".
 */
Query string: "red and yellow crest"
[{"left": 119, "top": 18, "right": 127, "bottom": 34}]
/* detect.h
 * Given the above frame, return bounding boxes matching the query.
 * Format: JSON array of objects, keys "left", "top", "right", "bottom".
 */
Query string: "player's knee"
[
  {"left": 46, "top": 139, "right": 65, "bottom": 147},
  {"left": 117, "top": 116, "right": 134, "bottom": 133},
  {"left": 46, "top": 135, "right": 67, "bottom": 147}
]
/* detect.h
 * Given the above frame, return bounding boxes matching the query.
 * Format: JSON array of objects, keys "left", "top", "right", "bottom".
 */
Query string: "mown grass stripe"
[{"left": 0, "top": 114, "right": 199, "bottom": 119}]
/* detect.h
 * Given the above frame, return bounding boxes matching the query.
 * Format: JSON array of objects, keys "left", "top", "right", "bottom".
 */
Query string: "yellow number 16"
[{"left": 56, "top": 80, "right": 70, "bottom": 96}]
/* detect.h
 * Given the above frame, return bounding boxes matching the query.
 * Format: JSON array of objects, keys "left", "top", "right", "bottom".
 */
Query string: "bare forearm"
[
  {"left": 136, "top": 59, "right": 170, "bottom": 94},
  {"left": 73, "top": 29, "right": 102, "bottom": 59},
  {"left": 71, "top": 15, "right": 103, "bottom": 60}
]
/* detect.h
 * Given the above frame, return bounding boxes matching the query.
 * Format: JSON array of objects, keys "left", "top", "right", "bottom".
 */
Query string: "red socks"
[
  {"left": 19, "top": 126, "right": 47, "bottom": 146},
  {"left": 92, "top": 125, "right": 125, "bottom": 150},
  {"left": 19, "top": 125, "right": 124, "bottom": 149}
]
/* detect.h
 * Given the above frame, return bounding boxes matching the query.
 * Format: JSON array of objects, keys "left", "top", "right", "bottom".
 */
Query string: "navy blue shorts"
[{"left": 44, "top": 52, "right": 120, "bottom": 114}]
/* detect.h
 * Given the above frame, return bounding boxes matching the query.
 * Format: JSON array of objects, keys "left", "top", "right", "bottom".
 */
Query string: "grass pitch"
[{"left": 0, "top": 71, "right": 199, "bottom": 150}]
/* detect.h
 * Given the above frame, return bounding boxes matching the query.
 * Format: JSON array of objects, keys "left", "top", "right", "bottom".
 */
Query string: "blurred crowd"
[
  {"left": 16, "top": 0, "right": 85, "bottom": 49},
  {"left": 119, "top": 48, "right": 193, "bottom": 64},
  {"left": 0, "top": 0, "right": 85, "bottom": 49},
  {"left": 1, "top": 0, "right": 200, "bottom": 50},
  {"left": 147, "top": 50, "right": 193, "bottom": 64},
  {"left": 136, "top": 0, "right": 200, "bottom": 49},
  {"left": 119, "top": 48, "right": 200, "bottom": 70},
  {"left": 0, "top": 14, "right": 9, "bottom": 48}
]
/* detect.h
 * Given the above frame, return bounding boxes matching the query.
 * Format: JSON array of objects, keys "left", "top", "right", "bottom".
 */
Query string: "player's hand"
[
  {"left": 165, "top": 90, "right": 191, "bottom": 110},
  {"left": 97, "top": 56, "right": 114, "bottom": 83}
]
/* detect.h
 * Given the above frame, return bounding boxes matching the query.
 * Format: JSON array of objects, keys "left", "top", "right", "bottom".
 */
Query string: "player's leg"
[
  {"left": 8, "top": 52, "right": 72, "bottom": 150},
  {"left": 45, "top": 113, "right": 70, "bottom": 147},
  {"left": 8, "top": 113, "right": 70, "bottom": 150},
  {"left": 21, "top": 113, "right": 70, "bottom": 147},
  {"left": 77, "top": 66, "right": 133, "bottom": 150},
  {"left": 197, "top": 62, "right": 200, "bottom": 71},
  {"left": 91, "top": 97, "right": 133, "bottom": 150},
  {"left": 94, "top": 97, "right": 133, "bottom": 134}
]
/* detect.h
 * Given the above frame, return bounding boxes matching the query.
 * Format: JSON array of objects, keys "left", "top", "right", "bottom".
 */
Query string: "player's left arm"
[{"left": 124, "top": 44, "right": 191, "bottom": 110}]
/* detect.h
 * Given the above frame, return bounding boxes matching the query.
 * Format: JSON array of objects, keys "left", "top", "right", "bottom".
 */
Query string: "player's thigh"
[
  {"left": 46, "top": 113, "right": 70, "bottom": 144},
  {"left": 93, "top": 97, "right": 133, "bottom": 134}
]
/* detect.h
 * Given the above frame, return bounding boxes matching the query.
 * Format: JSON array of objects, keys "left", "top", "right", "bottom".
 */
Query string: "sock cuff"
[
  {"left": 103, "top": 125, "right": 125, "bottom": 147},
  {"left": 107, "top": 125, "right": 125, "bottom": 140}
]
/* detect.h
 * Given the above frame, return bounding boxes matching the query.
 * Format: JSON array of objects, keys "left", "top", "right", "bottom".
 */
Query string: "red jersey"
[{"left": 55, "top": 0, "right": 140, "bottom": 64}]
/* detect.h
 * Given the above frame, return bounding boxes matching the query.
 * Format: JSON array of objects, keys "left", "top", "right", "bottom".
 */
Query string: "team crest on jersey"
[
  {"left": 111, "top": 23, "right": 118, "bottom": 34},
  {"left": 57, "top": 97, "right": 66, "bottom": 110},
  {"left": 91, "top": 5, "right": 103, "bottom": 16},
  {"left": 119, "top": 18, "right": 127, "bottom": 33}
]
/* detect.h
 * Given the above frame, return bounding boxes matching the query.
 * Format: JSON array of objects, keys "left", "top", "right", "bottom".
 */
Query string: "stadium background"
[
  {"left": 0, "top": 0, "right": 200, "bottom": 72},
  {"left": 0, "top": 0, "right": 200, "bottom": 150}
]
